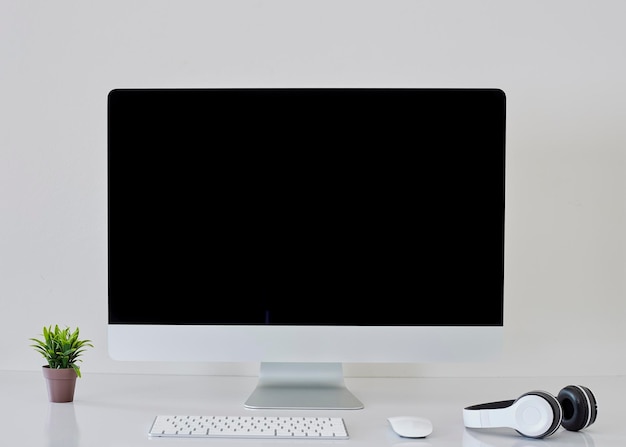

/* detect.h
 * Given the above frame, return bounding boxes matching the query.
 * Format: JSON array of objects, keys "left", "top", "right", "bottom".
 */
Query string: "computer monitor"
[{"left": 107, "top": 88, "right": 505, "bottom": 410}]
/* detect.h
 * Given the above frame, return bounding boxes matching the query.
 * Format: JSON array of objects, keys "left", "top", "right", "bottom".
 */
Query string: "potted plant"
[{"left": 30, "top": 325, "right": 93, "bottom": 402}]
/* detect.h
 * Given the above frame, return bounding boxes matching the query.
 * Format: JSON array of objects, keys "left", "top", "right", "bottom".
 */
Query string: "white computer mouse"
[{"left": 388, "top": 416, "right": 433, "bottom": 438}]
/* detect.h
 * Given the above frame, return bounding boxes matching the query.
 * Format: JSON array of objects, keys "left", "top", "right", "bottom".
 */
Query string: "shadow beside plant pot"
[{"left": 46, "top": 400, "right": 80, "bottom": 447}]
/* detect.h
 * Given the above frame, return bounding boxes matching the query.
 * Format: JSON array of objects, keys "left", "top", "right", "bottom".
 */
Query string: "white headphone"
[{"left": 463, "top": 385, "right": 597, "bottom": 439}]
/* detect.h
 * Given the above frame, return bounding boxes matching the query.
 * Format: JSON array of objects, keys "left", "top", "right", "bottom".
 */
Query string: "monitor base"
[{"left": 244, "top": 362, "right": 364, "bottom": 410}]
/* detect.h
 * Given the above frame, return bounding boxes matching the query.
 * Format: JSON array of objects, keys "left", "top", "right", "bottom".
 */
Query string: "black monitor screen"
[{"left": 108, "top": 88, "right": 505, "bottom": 326}]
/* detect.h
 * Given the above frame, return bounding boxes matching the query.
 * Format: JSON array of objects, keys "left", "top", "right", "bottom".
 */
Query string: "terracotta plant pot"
[{"left": 42, "top": 366, "right": 77, "bottom": 403}]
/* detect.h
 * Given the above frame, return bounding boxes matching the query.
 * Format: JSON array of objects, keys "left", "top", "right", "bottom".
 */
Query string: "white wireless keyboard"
[{"left": 149, "top": 415, "right": 350, "bottom": 439}]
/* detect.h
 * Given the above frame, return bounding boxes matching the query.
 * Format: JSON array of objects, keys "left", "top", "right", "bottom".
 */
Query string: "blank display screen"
[{"left": 108, "top": 88, "right": 505, "bottom": 326}]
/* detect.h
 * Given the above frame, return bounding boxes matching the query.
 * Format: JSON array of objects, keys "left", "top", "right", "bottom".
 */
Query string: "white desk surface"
[{"left": 1, "top": 371, "right": 622, "bottom": 447}]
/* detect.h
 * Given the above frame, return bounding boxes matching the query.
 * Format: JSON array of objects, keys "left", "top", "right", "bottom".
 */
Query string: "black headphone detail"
[{"left": 463, "top": 385, "right": 597, "bottom": 439}]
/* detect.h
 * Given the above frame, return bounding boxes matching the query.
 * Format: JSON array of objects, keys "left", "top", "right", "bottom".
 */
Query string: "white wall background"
[{"left": 1, "top": 1, "right": 624, "bottom": 378}]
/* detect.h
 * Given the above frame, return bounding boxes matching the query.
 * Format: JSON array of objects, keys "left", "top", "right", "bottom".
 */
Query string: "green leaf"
[{"left": 29, "top": 325, "right": 93, "bottom": 378}]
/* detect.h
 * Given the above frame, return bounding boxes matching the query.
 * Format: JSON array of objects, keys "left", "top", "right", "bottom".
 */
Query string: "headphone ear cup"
[
  {"left": 557, "top": 385, "right": 597, "bottom": 432},
  {"left": 514, "top": 391, "right": 562, "bottom": 438}
]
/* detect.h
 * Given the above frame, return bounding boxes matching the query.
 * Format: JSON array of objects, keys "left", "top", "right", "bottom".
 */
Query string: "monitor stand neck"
[{"left": 244, "top": 362, "right": 364, "bottom": 410}]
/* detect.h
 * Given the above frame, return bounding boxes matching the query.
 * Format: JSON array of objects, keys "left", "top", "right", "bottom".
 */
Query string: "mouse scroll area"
[{"left": 388, "top": 416, "right": 433, "bottom": 438}]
